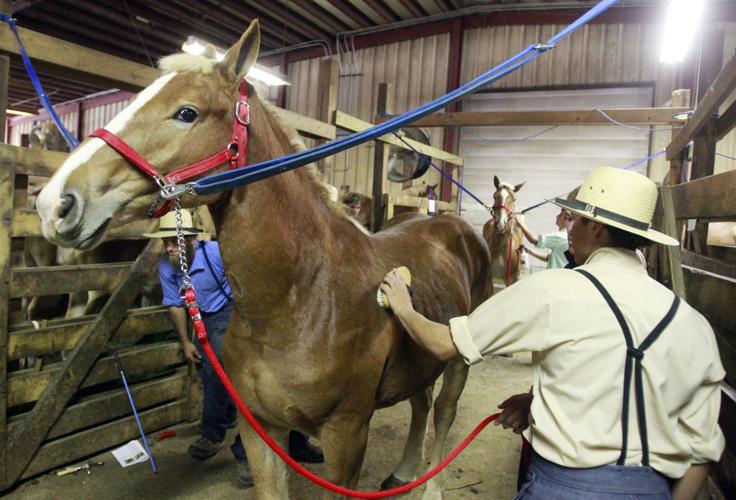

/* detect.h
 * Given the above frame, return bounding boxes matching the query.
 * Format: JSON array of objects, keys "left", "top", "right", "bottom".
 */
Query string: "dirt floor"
[{"left": 6, "top": 353, "right": 532, "bottom": 500}]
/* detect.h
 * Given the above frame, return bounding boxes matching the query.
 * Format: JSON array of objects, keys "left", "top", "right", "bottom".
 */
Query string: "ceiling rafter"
[
  {"left": 322, "top": 0, "right": 373, "bottom": 30},
  {"left": 397, "top": 0, "right": 428, "bottom": 18},
  {"left": 361, "top": 0, "right": 402, "bottom": 24},
  {"left": 244, "top": 0, "right": 334, "bottom": 43}
]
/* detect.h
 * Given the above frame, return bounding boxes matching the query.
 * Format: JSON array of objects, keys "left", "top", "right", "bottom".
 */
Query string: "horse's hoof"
[{"left": 380, "top": 474, "right": 409, "bottom": 490}]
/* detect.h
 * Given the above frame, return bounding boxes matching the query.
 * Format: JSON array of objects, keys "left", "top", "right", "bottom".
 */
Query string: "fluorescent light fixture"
[
  {"left": 6, "top": 109, "right": 35, "bottom": 116},
  {"left": 181, "top": 36, "right": 290, "bottom": 86},
  {"left": 660, "top": 0, "right": 705, "bottom": 63}
]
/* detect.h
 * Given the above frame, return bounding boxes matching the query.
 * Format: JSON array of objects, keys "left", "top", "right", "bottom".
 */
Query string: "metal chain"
[{"left": 173, "top": 197, "right": 192, "bottom": 289}]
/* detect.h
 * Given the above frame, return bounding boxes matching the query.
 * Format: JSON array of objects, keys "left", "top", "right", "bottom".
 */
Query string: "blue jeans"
[
  {"left": 195, "top": 302, "right": 246, "bottom": 461},
  {"left": 515, "top": 452, "right": 672, "bottom": 500}
]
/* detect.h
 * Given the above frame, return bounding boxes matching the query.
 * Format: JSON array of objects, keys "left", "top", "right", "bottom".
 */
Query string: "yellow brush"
[{"left": 377, "top": 266, "right": 412, "bottom": 309}]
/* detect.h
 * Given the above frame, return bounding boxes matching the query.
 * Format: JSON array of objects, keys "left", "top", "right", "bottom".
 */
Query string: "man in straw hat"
[
  {"left": 380, "top": 167, "right": 724, "bottom": 499},
  {"left": 145, "top": 210, "right": 323, "bottom": 487}
]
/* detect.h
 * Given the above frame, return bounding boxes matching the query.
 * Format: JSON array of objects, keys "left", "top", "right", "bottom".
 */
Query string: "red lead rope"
[{"left": 182, "top": 287, "right": 501, "bottom": 498}]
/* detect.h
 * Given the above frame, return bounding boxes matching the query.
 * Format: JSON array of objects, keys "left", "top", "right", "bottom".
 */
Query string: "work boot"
[
  {"left": 236, "top": 458, "right": 254, "bottom": 487},
  {"left": 188, "top": 436, "right": 223, "bottom": 460},
  {"left": 289, "top": 440, "right": 325, "bottom": 464}
]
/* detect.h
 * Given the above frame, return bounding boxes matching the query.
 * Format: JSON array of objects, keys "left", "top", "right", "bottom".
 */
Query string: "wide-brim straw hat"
[
  {"left": 551, "top": 166, "right": 678, "bottom": 246},
  {"left": 143, "top": 209, "right": 207, "bottom": 238}
]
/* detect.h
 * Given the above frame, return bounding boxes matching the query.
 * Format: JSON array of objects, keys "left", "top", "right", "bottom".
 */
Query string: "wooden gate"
[
  {"left": 0, "top": 144, "right": 198, "bottom": 490},
  {"left": 652, "top": 48, "right": 736, "bottom": 499}
]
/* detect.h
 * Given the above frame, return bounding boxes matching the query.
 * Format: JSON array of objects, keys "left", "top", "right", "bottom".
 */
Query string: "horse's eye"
[{"left": 174, "top": 107, "right": 198, "bottom": 123}]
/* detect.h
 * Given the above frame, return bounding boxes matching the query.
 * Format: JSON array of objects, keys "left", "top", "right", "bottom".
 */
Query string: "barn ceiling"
[{"left": 4, "top": 0, "right": 654, "bottom": 113}]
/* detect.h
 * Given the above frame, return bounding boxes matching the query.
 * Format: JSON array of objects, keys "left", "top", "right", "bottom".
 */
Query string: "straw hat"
[
  {"left": 143, "top": 209, "right": 207, "bottom": 238},
  {"left": 551, "top": 167, "right": 678, "bottom": 246}
]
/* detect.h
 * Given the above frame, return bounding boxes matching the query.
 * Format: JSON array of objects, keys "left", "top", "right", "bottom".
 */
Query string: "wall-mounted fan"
[{"left": 386, "top": 128, "right": 432, "bottom": 183}]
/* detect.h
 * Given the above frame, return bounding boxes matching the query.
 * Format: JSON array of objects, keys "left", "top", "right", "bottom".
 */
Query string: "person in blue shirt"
[{"left": 145, "top": 210, "right": 323, "bottom": 487}]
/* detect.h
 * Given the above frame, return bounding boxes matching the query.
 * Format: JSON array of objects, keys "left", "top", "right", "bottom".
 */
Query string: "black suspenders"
[
  {"left": 576, "top": 269, "right": 680, "bottom": 466},
  {"left": 198, "top": 241, "right": 234, "bottom": 303}
]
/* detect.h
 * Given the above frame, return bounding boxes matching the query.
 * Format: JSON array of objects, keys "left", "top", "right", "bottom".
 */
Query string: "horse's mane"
[
  {"left": 260, "top": 99, "right": 370, "bottom": 235},
  {"left": 159, "top": 52, "right": 217, "bottom": 75}
]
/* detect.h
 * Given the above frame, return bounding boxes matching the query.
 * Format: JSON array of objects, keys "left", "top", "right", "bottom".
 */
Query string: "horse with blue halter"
[{"left": 36, "top": 21, "right": 491, "bottom": 499}]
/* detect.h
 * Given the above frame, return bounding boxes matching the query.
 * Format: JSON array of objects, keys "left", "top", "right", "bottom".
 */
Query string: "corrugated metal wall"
[
  {"left": 287, "top": 34, "right": 450, "bottom": 197},
  {"left": 81, "top": 99, "right": 131, "bottom": 138}
]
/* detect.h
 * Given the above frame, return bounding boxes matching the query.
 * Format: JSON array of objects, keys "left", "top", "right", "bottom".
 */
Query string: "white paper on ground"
[{"left": 112, "top": 440, "right": 149, "bottom": 467}]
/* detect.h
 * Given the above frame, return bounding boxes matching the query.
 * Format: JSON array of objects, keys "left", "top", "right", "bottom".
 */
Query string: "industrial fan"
[{"left": 386, "top": 128, "right": 432, "bottom": 182}]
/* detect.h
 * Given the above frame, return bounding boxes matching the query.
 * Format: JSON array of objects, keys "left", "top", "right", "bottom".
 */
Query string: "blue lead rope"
[
  {"left": 0, "top": 14, "right": 80, "bottom": 149},
  {"left": 192, "top": 0, "right": 621, "bottom": 196}
]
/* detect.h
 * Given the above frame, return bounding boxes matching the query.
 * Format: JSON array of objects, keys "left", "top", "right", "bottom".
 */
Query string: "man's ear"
[{"left": 219, "top": 20, "right": 260, "bottom": 81}]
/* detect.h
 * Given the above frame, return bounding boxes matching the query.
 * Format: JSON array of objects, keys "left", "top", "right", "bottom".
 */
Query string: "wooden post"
[
  {"left": 0, "top": 161, "right": 13, "bottom": 490},
  {"left": 0, "top": 55, "right": 8, "bottom": 144},
  {"left": 315, "top": 58, "right": 339, "bottom": 178},
  {"left": 372, "top": 83, "right": 392, "bottom": 232},
  {"left": 5, "top": 239, "right": 162, "bottom": 486},
  {"left": 661, "top": 186, "right": 686, "bottom": 299},
  {"left": 441, "top": 18, "right": 463, "bottom": 203},
  {"left": 665, "top": 90, "right": 691, "bottom": 186}
]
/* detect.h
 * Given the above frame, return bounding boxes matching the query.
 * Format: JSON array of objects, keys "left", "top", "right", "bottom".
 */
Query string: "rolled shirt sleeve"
[
  {"left": 449, "top": 273, "right": 553, "bottom": 364},
  {"left": 677, "top": 318, "right": 726, "bottom": 464},
  {"left": 536, "top": 231, "right": 567, "bottom": 250}
]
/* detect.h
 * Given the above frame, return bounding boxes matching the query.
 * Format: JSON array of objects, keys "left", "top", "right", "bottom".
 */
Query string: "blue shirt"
[{"left": 159, "top": 240, "right": 233, "bottom": 313}]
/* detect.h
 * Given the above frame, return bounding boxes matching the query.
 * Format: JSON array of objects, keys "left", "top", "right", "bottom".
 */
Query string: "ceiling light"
[
  {"left": 181, "top": 36, "right": 290, "bottom": 86},
  {"left": 6, "top": 109, "right": 34, "bottom": 116},
  {"left": 660, "top": 0, "right": 705, "bottom": 63},
  {"left": 671, "top": 110, "right": 693, "bottom": 121}
]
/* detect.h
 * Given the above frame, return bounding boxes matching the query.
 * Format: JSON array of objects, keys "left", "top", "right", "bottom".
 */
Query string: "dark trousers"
[{"left": 195, "top": 302, "right": 246, "bottom": 461}]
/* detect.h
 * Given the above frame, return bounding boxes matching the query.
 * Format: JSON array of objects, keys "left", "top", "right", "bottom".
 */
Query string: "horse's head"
[
  {"left": 36, "top": 21, "right": 261, "bottom": 249},
  {"left": 491, "top": 175, "right": 525, "bottom": 233}
]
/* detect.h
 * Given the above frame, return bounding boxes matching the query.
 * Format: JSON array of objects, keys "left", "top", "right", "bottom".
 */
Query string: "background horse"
[
  {"left": 36, "top": 21, "right": 490, "bottom": 499},
  {"left": 483, "top": 176, "right": 525, "bottom": 288}
]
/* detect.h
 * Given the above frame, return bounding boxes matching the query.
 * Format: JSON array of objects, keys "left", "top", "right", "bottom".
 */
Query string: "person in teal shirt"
[{"left": 516, "top": 208, "right": 573, "bottom": 269}]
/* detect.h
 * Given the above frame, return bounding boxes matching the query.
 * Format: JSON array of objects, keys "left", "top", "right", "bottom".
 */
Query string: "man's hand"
[
  {"left": 181, "top": 340, "right": 202, "bottom": 364},
  {"left": 495, "top": 392, "right": 532, "bottom": 434},
  {"left": 380, "top": 268, "right": 414, "bottom": 317}
]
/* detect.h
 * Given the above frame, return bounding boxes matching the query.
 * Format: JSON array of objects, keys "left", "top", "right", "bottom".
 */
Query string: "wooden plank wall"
[
  {"left": 656, "top": 45, "right": 736, "bottom": 496},
  {"left": 0, "top": 144, "right": 192, "bottom": 490}
]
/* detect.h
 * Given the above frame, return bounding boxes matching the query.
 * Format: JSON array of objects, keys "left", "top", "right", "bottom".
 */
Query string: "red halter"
[{"left": 89, "top": 80, "right": 251, "bottom": 218}]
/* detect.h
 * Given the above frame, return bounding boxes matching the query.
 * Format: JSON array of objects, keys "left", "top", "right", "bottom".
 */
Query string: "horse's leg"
[
  {"left": 380, "top": 386, "right": 433, "bottom": 489},
  {"left": 320, "top": 415, "right": 371, "bottom": 498},
  {"left": 422, "top": 359, "right": 470, "bottom": 500},
  {"left": 239, "top": 420, "right": 290, "bottom": 500}
]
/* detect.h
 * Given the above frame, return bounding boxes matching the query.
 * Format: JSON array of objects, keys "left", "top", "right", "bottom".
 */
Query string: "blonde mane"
[{"left": 159, "top": 52, "right": 217, "bottom": 75}]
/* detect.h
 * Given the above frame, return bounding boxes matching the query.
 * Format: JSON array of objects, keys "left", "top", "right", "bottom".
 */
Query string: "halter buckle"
[{"left": 235, "top": 100, "right": 250, "bottom": 126}]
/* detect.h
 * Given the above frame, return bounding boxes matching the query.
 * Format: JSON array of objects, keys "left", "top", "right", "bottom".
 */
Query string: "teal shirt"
[{"left": 536, "top": 229, "right": 569, "bottom": 269}]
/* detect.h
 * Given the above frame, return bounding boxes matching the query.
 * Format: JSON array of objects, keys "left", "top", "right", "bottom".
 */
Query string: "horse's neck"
[{"left": 209, "top": 164, "right": 340, "bottom": 315}]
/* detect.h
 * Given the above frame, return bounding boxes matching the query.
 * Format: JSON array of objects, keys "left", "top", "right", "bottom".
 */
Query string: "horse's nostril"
[{"left": 57, "top": 193, "right": 76, "bottom": 220}]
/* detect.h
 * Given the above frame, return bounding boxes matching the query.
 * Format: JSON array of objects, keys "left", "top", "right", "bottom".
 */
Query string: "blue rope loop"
[
  {"left": 193, "top": 0, "right": 621, "bottom": 195},
  {"left": 1, "top": 13, "right": 80, "bottom": 149}
]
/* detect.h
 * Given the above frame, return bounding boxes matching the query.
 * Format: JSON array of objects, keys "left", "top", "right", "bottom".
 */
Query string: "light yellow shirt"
[{"left": 450, "top": 247, "right": 725, "bottom": 478}]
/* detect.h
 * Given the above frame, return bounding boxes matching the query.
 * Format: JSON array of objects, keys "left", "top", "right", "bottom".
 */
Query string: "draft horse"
[
  {"left": 483, "top": 176, "right": 525, "bottom": 287},
  {"left": 36, "top": 21, "right": 490, "bottom": 499}
]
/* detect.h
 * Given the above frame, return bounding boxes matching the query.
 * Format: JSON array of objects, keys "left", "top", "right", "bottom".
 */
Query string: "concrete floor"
[{"left": 5, "top": 354, "right": 532, "bottom": 500}]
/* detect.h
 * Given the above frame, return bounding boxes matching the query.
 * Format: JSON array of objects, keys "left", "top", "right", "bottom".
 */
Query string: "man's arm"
[
  {"left": 515, "top": 214, "right": 539, "bottom": 244},
  {"left": 671, "top": 463, "right": 710, "bottom": 500},
  {"left": 168, "top": 306, "right": 201, "bottom": 364},
  {"left": 380, "top": 270, "right": 459, "bottom": 361}
]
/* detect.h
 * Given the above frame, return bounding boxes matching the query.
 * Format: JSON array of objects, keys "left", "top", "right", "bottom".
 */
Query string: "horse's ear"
[
  {"left": 514, "top": 181, "right": 526, "bottom": 192},
  {"left": 493, "top": 175, "right": 500, "bottom": 189},
  {"left": 221, "top": 20, "right": 261, "bottom": 80}
]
